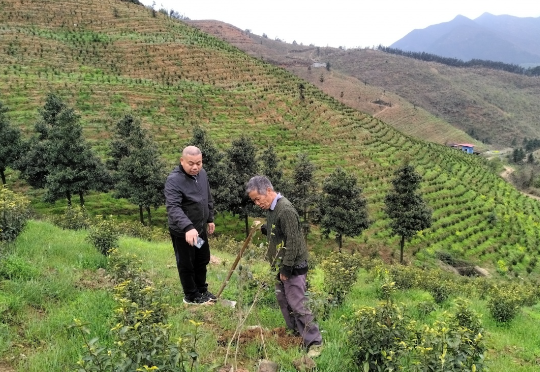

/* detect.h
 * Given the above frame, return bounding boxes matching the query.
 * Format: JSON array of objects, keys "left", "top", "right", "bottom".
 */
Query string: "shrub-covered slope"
[{"left": 1, "top": 0, "right": 540, "bottom": 274}]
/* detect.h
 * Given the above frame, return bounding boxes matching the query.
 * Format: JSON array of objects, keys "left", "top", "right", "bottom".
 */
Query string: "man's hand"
[
  {"left": 207, "top": 222, "right": 215, "bottom": 235},
  {"left": 185, "top": 229, "right": 198, "bottom": 246}
]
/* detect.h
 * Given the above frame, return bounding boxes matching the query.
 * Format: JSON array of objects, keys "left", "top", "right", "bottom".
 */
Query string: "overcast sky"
[{"left": 140, "top": 1, "right": 540, "bottom": 48}]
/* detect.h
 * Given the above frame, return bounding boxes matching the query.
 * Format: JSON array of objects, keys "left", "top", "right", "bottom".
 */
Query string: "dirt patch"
[
  {"left": 218, "top": 327, "right": 302, "bottom": 350},
  {"left": 0, "top": 362, "right": 15, "bottom": 372},
  {"left": 75, "top": 268, "right": 113, "bottom": 290}
]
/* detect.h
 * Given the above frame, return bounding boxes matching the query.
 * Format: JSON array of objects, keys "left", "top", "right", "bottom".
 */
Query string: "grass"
[{"left": 2, "top": 221, "right": 540, "bottom": 371}]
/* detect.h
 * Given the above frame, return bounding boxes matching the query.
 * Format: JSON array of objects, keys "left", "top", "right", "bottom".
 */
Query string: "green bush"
[
  {"left": 389, "top": 265, "right": 420, "bottom": 289},
  {"left": 415, "top": 300, "right": 437, "bottom": 317},
  {"left": 348, "top": 298, "right": 486, "bottom": 371},
  {"left": 52, "top": 205, "right": 91, "bottom": 230},
  {"left": 320, "top": 251, "right": 363, "bottom": 306},
  {"left": 451, "top": 298, "right": 483, "bottom": 336},
  {"left": 0, "top": 186, "right": 30, "bottom": 242},
  {"left": 348, "top": 301, "right": 412, "bottom": 371},
  {"left": 414, "top": 319, "right": 486, "bottom": 371},
  {"left": 488, "top": 285, "right": 522, "bottom": 323},
  {"left": 117, "top": 220, "right": 160, "bottom": 241},
  {"left": 86, "top": 216, "right": 119, "bottom": 255}
]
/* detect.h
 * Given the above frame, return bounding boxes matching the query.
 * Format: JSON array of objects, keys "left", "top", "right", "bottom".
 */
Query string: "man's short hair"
[
  {"left": 182, "top": 145, "right": 202, "bottom": 157},
  {"left": 246, "top": 175, "right": 274, "bottom": 195}
]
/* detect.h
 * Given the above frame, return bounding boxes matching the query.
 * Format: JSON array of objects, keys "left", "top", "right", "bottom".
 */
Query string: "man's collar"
[{"left": 270, "top": 193, "right": 282, "bottom": 211}]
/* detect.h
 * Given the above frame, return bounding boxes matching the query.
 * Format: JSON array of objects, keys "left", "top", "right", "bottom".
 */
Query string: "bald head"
[{"left": 180, "top": 146, "right": 203, "bottom": 176}]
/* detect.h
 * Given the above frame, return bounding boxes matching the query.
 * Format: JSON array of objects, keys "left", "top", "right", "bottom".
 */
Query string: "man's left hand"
[{"left": 207, "top": 223, "right": 215, "bottom": 235}]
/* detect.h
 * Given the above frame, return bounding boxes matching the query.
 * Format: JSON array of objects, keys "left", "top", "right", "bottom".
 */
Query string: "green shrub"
[
  {"left": 420, "top": 271, "right": 455, "bottom": 304},
  {"left": 416, "top": 300, "right": 437, "bottom": 317},
  {"left": 348, "top": 301, "right": 412, "bottom": 371},
  {"left": 116, "top": 220, "right": 154, "bottom": 241},
  {"left": 348, "top": 298, "right": 486, "bottom": 371},
  {"left": 414, "top": 319, "right": 486, "bottom": 371},
  {"left": 210, "top": 234, "right": 242, "bottom": 255},
  {"left": 320, "top": 251, "right": 363, "bottom": 306},
  {"left": 86, "top": 216, "right": 119, "bottom": 255},
  {"left": 0, "top": 186, "right": 30, "bottom": 242},
  {"left": 487, "top": 285, "right": 522, "bottom": 323},
  {"left": 52, "top": 205, "right": 91, "bottom": 230},
  {"left": 389, "top": 265, "right": 420, "bottom": 289},
  {"left": 451, "top": 298, "right": 483, "bottom": 336}
]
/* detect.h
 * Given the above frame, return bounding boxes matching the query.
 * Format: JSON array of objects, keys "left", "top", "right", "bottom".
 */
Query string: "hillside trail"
[{"left": 500, "top": 166, "right": 540, "bottom": 201}]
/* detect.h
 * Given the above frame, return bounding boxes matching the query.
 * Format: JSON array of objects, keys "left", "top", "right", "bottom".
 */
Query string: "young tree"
[
  {"left": 225, "top": 135, "right": 259, "bottom": 237},
  {"left": 187, "top": 126, "right": 236, "bottom": 214},
  {"left": 384, "top": 164, "right": 432, "bottom": 264},
  {"left": 289, "top": 153, "right": 319, "bottom": 238},
  {"left": 108, "top": 115, "right": 165, "bottom": 225},
  {"left": 18, "top": 94, "right": 111, "bottom": 206},
  {"left": 319, "top": 167, "right": 369, "bottom": 251},
  {"left": 259, "top": 145, "right": 284, "bottom": 192},
  {"left": 0, "top": 102, "right": 21, "bottom": 185}
]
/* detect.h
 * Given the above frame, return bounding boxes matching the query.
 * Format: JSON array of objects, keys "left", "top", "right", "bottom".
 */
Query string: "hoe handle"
[{"left": 216, "top": 221, "right": 261, "bottom": 299}]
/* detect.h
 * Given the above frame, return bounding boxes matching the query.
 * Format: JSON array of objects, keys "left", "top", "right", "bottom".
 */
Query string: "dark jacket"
[{"left": 164, "top": 166, "right": 214, "bottom": 236}]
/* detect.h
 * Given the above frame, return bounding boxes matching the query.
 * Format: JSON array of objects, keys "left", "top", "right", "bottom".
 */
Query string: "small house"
[{"left": 451, "top": 143, "right": 475, "bottom": 154}]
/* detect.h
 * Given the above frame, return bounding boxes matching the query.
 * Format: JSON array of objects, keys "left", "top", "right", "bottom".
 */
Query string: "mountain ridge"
[{"left": 391, "top": 14, "right": 540, "bottom": 66}]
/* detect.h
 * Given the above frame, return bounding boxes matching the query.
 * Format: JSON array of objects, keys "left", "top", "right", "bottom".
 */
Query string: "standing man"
[
  {"left": 246, "top": 175, "right": 323, "bottom": 356},
  {"left": 165, "top": 146, "right": 216, "bottom": 305}
]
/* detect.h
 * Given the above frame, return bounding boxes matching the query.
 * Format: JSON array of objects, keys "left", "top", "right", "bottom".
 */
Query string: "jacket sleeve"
[
  {"left": 164, "top": 174, "right": 194, "bottom": 232},
  {"left": 206, "top": 174, "right": 214, "bottom": 223}
]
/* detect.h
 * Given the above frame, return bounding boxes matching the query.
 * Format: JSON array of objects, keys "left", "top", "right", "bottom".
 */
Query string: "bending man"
[{"left": 246, "top": 175, "right": 323, "bottom": 354}]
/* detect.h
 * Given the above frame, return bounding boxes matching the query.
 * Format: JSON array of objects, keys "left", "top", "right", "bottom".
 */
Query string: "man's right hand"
[{"left": 185, "top": 229, "right": 198, "bottom": 246}]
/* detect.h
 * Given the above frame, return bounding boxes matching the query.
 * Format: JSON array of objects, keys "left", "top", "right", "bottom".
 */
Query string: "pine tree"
[
  {"left": 0, "top": 102, "right": 21, "bottom": 185},
  {"left": 187, "top": 126, "right": 236, "bottom": 214},
  {"left": 225, "top": 135, "right": 258, "bottom": 237},
  {"left": 259, "top": 145, "right": 284, "bottom": 192},
  {"left": 320, "top": 167, "right": 369, "bottom": 251},
  {"left": 109, "top": 115, "right": 165, "bottom": 225},
  {"left": 17, "top": 94, "right": 111, "bottom": 206},
  {"left": 384, "top": 164, "right": 432, "bottom": 263},
  {"left": 289, "top": 153, "right": 319, "bottom": 238}
]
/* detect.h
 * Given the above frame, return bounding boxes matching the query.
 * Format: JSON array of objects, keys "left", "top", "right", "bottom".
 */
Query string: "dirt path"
[
  {"left": 500, "top": 165, "right": 514, "bottom": 181},
  {"left": 500, "top": 166, "right": 540, "bottom": 201}
]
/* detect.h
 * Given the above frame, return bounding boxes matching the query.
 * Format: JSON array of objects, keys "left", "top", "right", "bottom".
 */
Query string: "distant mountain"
[{"left": 391, "top": 13, "right": 540, "bottom": 66}]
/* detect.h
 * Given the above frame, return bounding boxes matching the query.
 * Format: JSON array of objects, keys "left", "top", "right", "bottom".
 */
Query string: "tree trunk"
[
  {"left": 79, "top": 191, "right": 85, "bottom": 206},
  {"left": 338, "top": 234, "right": 342, "bottom": 253},
  {"left": 139, "top": 205, "right": 145, "bottom": 225},
  {"left": 0, "top": 169, "right": 6, "bottom": 185},
  {"left": 244, "top": 213, "right": 249, "bottom": 238},
  {"left": 66, "top": 191, "right": 72, "bottom": 206},
  {"left": 146, "top": 206, "right": 152, "bottom": 227},
  {"left": 400, "top": 235, "right": 405, "bottom": 264}
]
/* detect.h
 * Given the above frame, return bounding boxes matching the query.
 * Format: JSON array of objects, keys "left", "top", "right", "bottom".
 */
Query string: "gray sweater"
[{"left": 266, "top": 197, "right": 309, "bottom": 277}]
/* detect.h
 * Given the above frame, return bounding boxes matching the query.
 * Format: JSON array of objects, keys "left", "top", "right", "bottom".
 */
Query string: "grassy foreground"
[{"left": 1, "top": 220, "right": 540, "bottom": 371}]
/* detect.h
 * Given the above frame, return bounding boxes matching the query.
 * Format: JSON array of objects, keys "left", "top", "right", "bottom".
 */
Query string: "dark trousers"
[
  {"left": 276, "top": 273, "right": 322, "bottom": 348},
  {"left": 170, "top": 230, "right": 210, "bottom": 299}
]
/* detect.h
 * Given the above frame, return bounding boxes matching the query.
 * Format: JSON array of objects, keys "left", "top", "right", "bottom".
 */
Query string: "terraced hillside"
[
  {"left": 189, "top": 20, "right": 540, "bottom": 149},
  {"left": 2, "top": 0, "right": 540, "bottom": 275},
  {"left": 189, "top": 20, "right": 483, "bottom": 149}
]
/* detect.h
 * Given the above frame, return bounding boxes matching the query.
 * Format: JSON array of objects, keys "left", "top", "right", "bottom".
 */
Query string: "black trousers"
[{"left": 170, "top": 230, "right": 210, "bottom": 299}]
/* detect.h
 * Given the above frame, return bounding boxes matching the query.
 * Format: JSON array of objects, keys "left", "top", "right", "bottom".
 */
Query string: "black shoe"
[
  {"left": 183, "top": 295, "right": 211, "bottom": 305},
  {"left": 202, "top": 291, "right": 217, "bottom": 302}
]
